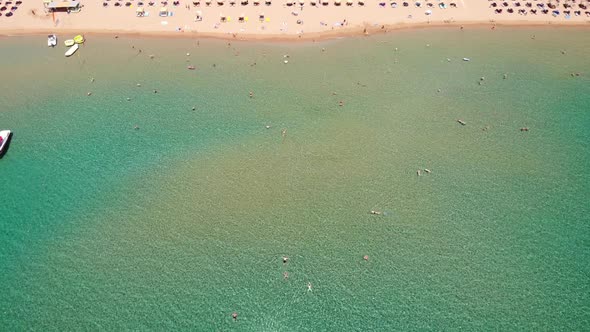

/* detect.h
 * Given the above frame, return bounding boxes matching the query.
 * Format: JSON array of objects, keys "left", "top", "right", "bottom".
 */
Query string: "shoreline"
[{"left": 1, "top": 20, "right": 589, "bottom": 42}]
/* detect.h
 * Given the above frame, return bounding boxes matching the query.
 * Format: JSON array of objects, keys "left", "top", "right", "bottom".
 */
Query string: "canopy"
[
  {"left": 160, "top": 6, "right": 168, "bottom": 11},
  {"left": 136, "top": 6, "right": 145, "bottom": 11},
  {"left": 46, "top": 1, "right": 79, "bottom": 9}
]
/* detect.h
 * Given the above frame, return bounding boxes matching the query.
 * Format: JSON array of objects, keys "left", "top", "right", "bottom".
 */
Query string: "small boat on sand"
[
  {"left": 65, "top": 44, "right": 79, "bottom": 57},
  {"left": 187, "top": 65, "right": 196, "bottom": 70},
  {"left": 457, "top": 119, "right": 467, "bottom": 125},
  {"left": 0, "top": 130, "right": 11, "bottom": 156},
  {"left": 64, "top": 39, "right": 75, "bottom": 47},
  {"left": 48, "top": 34, "right": 57, "bottom": 47}
]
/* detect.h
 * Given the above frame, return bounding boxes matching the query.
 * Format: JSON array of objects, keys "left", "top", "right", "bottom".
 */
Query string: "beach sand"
[{"left": 0, "top": 0, "right": 589, "bottom": 40}]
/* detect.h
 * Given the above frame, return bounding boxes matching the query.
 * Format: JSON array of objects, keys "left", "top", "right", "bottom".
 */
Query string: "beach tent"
[
  {"left": 136, "top": 6, "right": 145, "bottom": 16},
  {"left": 195, "top": 10, "right": 203, "bottom": 21},
  {"left": 159, "top": 7, "right": 168, "bottom": 16}
]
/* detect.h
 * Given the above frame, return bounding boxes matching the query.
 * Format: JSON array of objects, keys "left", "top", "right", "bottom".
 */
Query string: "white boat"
[
  {"left": 462, "top": 57, "right": 471, "bottom": 61},
  {"left": 48, "top": 34, "right": 57, "bottom": 47},
  {"left": 65, "top": 44, "right": 79, "bottom": 57},
  {"left": 0, "top": 130, "right": 11, "bottom": 156}
]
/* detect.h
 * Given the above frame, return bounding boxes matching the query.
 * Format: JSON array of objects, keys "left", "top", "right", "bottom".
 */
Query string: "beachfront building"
[{"left": 43, "top": 0, "right": 82, "bottom": 13}]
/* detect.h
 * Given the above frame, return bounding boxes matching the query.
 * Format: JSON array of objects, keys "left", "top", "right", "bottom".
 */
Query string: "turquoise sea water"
[{"left": 0, "top": 28, "right": 589, "bottom": 330}]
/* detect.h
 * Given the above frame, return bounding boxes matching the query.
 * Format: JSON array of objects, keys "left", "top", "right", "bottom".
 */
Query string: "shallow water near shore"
[{"left": 1, "top": 28, "right": 589, "bottom": 330}]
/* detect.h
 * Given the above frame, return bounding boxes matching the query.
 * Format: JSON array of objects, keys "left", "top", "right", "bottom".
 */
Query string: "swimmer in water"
[
  {"left": 370, "top": 210, "right": 382, "bottom": 215},
  {"left": 307, "top": 282, "right": 312, "bottom": 291}
]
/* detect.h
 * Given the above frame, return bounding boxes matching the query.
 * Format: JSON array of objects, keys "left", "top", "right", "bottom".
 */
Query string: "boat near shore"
[
  {"left": 48, "top": 34, "right": 57, "bottom": 47},
  {"left": 0, "top": 130, "right": 11, "bottom": 157},
  {"left": 73, "top": 35, "right": 85, "bottom": 44},
  {"left": 65, "top": 44, "right": 79, "bottom": 57}
]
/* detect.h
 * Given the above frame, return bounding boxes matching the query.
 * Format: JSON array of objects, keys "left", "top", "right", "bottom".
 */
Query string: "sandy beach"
[{"left": 0, "top": 0, "right": 589, "bottom": 40}]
